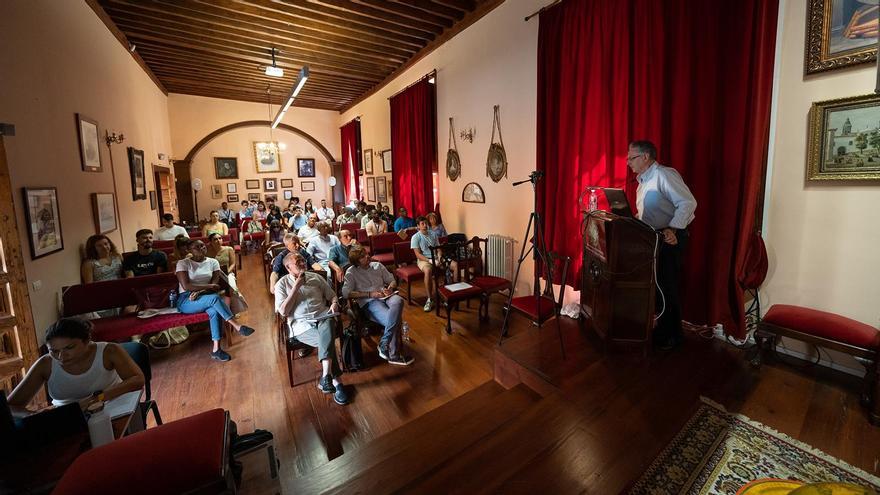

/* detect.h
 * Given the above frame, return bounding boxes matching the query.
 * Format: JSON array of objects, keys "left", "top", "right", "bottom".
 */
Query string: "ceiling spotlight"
[{"left": 265, "top": 47, "right": 284, "bottom": 77}]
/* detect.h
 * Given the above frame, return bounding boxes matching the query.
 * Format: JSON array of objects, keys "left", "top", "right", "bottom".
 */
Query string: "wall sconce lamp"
[
  {"left": 460, "top": 128, "right": 475, "bottom": 143},
  {"left": 374, "top": 149, "right": 383, "bottom": 158},
  {"left": 105, "top": 131, "right": 125, "bottom": 146}
]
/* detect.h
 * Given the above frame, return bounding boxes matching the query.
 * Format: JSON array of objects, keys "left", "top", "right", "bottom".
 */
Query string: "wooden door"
[
  {"left": 153, "top": 166, "right": 175, "bottom": 221},
  {"left": 173, "top": 160, "right": 195, "bottom": 224},
  {"left": 0, "top": 134, "right": 39, "bottom": 395}
]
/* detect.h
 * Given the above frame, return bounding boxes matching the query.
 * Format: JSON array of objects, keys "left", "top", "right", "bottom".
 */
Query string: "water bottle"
[
  {"left": 86, "top": 402, "right": 114, "bottom": 448},
  {"left": 402, "top": 322, "right": 411, "bottom": 342},
  {"left": 168, "top": 289, "right": 177, "bottom": 308},
  {"left": 588, "top": 188, "right": 599, "bottom": 212}
]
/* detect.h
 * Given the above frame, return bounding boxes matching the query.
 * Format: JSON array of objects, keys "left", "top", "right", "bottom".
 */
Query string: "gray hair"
[{"left": 628, "top": 140, "right": 657, "bottom": 159}]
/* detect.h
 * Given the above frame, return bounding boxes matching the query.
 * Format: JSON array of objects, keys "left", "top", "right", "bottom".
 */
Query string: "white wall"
[{"left": 0, "top": 0, "right": 173, "bottom": 338}]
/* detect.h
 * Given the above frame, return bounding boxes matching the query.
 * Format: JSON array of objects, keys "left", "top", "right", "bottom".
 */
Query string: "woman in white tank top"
[{"left": 7, "top": 318, "right": 144, "bottom": 411}]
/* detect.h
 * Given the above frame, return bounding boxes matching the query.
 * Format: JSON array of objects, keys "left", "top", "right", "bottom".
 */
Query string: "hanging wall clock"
[
  {"left": 446, "top": 117, "right": 461, "bottom": 181},
  {"left": 486, "top": 105, "right": 507, "bottom": 182}
]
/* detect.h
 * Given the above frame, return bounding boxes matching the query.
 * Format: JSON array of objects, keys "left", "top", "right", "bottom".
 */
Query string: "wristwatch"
[{"left": 92, "top": 390, "right": 106, "bottom": 402}]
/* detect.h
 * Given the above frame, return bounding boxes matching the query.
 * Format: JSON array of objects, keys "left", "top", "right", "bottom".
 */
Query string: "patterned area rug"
[{"left": 629, "top": 397, "right": 880, "bottom": 495}]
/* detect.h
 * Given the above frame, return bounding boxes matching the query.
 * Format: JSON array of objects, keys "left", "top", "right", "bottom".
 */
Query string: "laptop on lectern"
[{"left": 602, "top": 188, "right": 634, "bottom": 218}]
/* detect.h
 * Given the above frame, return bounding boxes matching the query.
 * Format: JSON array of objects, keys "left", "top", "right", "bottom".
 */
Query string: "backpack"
[{"left": 341, "top": 325, "right": 364, "bottom": 371}]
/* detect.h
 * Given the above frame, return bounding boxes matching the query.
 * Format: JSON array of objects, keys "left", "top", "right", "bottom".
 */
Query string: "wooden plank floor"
[{"left": 147, "top": 253, "right": 880, "bottom": 493}]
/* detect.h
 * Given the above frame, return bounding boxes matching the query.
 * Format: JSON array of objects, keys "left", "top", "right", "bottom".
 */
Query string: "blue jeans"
[
  {"left": 362, "top": 295, "right": 405, "bottom": 357},
  {"left": 177, "top": 292, "right": 233, "bottom": 341}
]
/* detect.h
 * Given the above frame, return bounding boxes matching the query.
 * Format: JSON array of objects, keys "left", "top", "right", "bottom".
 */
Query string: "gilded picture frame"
[
  {"left": 253, "top": 141, "right": 281, "bottom": 173},
  {"left": 807, "top": 93, "right": 880, "bottom": 181},
  {"left": 805, "top": 0, "right": 878, "bottom": 75}
]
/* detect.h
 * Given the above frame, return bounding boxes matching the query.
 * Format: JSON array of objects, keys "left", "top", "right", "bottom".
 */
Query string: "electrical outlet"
[{"left": 32, "top": 280, "right": 42, "bottom": 291}]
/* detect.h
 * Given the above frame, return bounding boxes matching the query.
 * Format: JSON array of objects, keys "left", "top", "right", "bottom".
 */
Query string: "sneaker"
[
  {"left": 378, "top": 344, "right": 389, "bottom": 361},
  {"left": 333, "top": 384, "right": 350, "bottom": 405},
  {"left": 423, "top": 298, "right": 433, "bottom": 312},
  {"left": 318, "top": 374, "right": 335, "bottom": 394},
  {"left": 238, "top": 325, "right": 255, "bottom": 337},
  {"left": 387, "top": 355, "right": 414, "bottom": 366},
  {"left": 211, "top": 349, "right": 231, "bottom": 362}
]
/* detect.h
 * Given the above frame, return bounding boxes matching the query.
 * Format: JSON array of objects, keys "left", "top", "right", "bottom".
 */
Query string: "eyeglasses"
[{"left": 626, "top": 154, "right": 643, "bottom": 162}]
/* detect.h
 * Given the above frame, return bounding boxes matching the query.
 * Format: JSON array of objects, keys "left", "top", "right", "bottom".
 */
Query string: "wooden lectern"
[{"left": 580, "top": 210, "right": 657, "bottom": 353}]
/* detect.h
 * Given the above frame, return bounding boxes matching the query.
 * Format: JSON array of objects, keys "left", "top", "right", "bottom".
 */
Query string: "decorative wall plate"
[
  {"left": 447, "top": 117, "right": 461, "bottom": 181},
  {"left": 486, "top": 105, "right": 507, "bottom": 182},
  {"left": 462, "top": 182, "right": 485, "bottom": 203}
]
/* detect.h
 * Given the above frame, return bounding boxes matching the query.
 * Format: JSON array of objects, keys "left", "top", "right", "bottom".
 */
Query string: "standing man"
[
  {"left": 626, "top": 140, "right": 697, "bottom": 350},
  {"left": 123, "top": 229, "right": 168, "bottom": 277},
  {"left": 393, "top": 207, "right": 416, "bottom": 233},
  {"left": 410, "top": 216, "right": 438, "bottom": 312},
  {"left": 316, "top": 199, "right": 335, "bottom": 222},
  {"left": 154, "top": 214, "right": 189, "bottom": 241}
]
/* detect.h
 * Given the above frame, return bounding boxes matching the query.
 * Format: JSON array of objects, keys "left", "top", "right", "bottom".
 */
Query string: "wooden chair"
[
  {"left": 393, "top": 241, "right": 422, "bottom": 305},
  {"left": 499, "top": 251, "right": 571, "bottom": 358},
  {"left": 470, "top": 236, "right": 513, "bottom": 320},
  {"left": 429, "top": 242, "right": 485, "bottom": 335}
]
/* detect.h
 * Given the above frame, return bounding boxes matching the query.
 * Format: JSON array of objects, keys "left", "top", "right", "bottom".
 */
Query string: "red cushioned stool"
[
  {"left": 755, "top": 304, "right": 880, "bottom": 425},
  {"left": 53, "top": 409, "right": 234, "bottom": 495}
]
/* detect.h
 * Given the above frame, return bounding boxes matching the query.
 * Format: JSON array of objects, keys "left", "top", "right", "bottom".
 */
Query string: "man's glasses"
[{"left": 626, "top": 154, "right": 643, "bottom": 162}]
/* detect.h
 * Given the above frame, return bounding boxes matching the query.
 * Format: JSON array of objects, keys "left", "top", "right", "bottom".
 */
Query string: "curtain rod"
[
  {"left": 339, "top": 116, "right": 361, "bottom": 129},
  {"left": 525, "top": 0, "right": 561, "bottom": 21},
  {"left": 387, "top": 70, "right": 437, "bottom": 101}
]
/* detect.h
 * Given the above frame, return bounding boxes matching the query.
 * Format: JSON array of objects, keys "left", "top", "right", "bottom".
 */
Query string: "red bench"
[
  {"left": 61, "top": 273, "right": 225, "bottom": 342},
  {"left": 755, "top": 304, "right": 879, "bottom": 425}
]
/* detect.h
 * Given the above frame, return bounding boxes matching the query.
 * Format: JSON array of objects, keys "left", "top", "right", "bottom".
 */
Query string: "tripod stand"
[{"left": 499, "top": 171, "right": 566, "bottom": 359}]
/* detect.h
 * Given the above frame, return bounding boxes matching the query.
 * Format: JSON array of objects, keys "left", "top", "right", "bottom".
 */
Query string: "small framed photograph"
[
  {"left": 23, "top": 187, "right": 64, "bottom": 259},
  {"left": 76, "top": 114, "right": 102, "bottom": 172},
  {"left": 254, "top": 141, "right": 281, "bottom": 173},
  {"left": 298, "top": 158, "right": 316, "bottom": 177},
  {"left": 263, "top": 178, "right": 278, "bottom": 192},
  {"left": 301, "top": 180, "right": 315, "bottom": 192},
  {"left": 381, "top": 149, "right": 392, "bottom": 172},
  {"left": 283, "top": 189, "right": 293, "bottom": 200},
  {"left": 149, "top": 191, "right": 157, "bottom": 210},
  {"left": 210, "top": 184, "right": 222, "bottom": 199},
  {"left": 807, "top": 93, "right": 880, "bottom": 181},
  {"left": 247, "top": 192, "right": 260, "bottom": 202},
  {"left": 227, "top": 194, "right": 239, "bottom": 203},
  {"left": 214, "top": 157, "right": 238, "bottom": 179},
  {"left": 376, "top": 176, "right": 387, "bottom": 202},
  {"left": 364, "top": 149, "right": 373, "bottom": 175},
  {"left": 264, "top": 194, "right": 278, "bottom": 203},
  {"left": 245, "top": 179, "right": 260, "bottom": 190},
  {"left": 280, "top": 178, "right": 294, "bottom": 188},
  {"left": 91, "top": 192, "right": 117, "bottom": 234},
  {"left": 366, "top": 176, "right": 376, "bottom": 202},
  {"left": 127, "top": 147, "right": 146, "bottom": 200},
  {"left": 227, "top": 183, "right": 237, "bottom": 193}
]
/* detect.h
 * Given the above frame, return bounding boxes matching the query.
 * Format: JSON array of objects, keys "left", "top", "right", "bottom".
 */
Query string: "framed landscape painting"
[
  {"left": 805, "top": 0, "right": 878, "bottom": 74},
  {"left": 807, "top": 93, "right": 880, "bottom": 181},
  {"left": 23, "top": 187, "right": 63, "bottom": 259},
  {"left": 92, "top": 192, "right": 117, "bottom": 234},
  {"left": 214, "top": 157, "right": 238, "bottom": 179},
  {"left": 253, "top": 141, "right": 281, "bottom": 173},
  {"left": 76, "top": 114, "right": 102, "bottom": 172}
]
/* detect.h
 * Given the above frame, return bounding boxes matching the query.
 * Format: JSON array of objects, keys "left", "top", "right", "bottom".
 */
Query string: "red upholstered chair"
[
  {"left": 369, "top": 232, "right": 400, "bottom": 267},
  {"left": 756, "top": 304, "right": 879, "bottom": 425},
  {"left": 241, "top": 219, "right": 266, "bottom": 253},
  {"left": 356, "top": 228, "right": 369, "bottom": 249},
  {"left": 470, "top": 237, "right": 513, "bottom": 320},
  {"left": 499, "top": 252, "right": 571, "bottom": 357},
  {"left": 53, "top": 409, "right": 233, "bottom": 495},
  {"left": 393, "top": 241, "right": 422, "bottom": 305},
  {"left": 429, "top": 242, "right": 485, "bottom": 335},
  {"left": 341, "top": 222, "right": 360, "bottom": 234}
]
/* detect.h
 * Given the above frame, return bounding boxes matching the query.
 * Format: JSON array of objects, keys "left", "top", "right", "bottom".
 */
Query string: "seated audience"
[
  {"left": 206, "top": 232, "right": 236, "bottom": 274},
  {"left": 303, "top": 198, "right": 316, "bottom": 216},
  {"left": 269, "top": 233, "right": 312, "bottom": 294},
  {"left": 342, "top": 247, "right": 413, "bottom": 366},
  {"left": 265, "top": 219, "right": 286, "bottom": 247},
  {"left": 336, "top": 206, "right": 356, "bottom": 226},
  {"left": 266, "top": 205, "right": 284, "bottom": 225},
  {"left": 394, "top": 207, "right": 416, "bottom": 232},
  {"left": 218, "top": 202, "right": 235, "bottom": 227},
  {"left": 288, "top": 205, "right": 307, "bottom": 231},
  {"left": 410, "top": 216, "right": 439, "bottom": 311},
  {"left": 239, "top": 200, "right": 253, "bottom": 220},
  {"left": 252, "top": 202, "right": 268, "bottom": 222},
  {"left": 297, "top": 214, "right": 320, "bottom": 243},
  {"left": 288, "top": 196, "right": 301, "bottom": 209},
  {"left": 81, "top": 234, "right": 123, "bottom": 283},
  {"left": 265, "top": 196, "right": 277, "bottom": 212},
  {"left": 202, "top": 210, "right": 229, "bottom": 237},
  {"left": 175, "top": 239, "right": 254, "bottom": 362},
  {"left": 306, "top": 222, "right": 340, "bottom": 277},
  {"left": 316, "top": 199, "right": 335, "bottom": 222},
  {"left": 155, "top": 214, "right": 189, "bottom": 241},
  {"left": 328, "top": 229, "right": 356, "bottom": 283},
  {"left": 167, "top": 234, "right": 191, "bottom": 268},
  {"left": 365, "top": 211, "right": 388, "bottom": 236},
  {"left": 427, "top": 212, "right": 447, "bottom": 238},
  {"left": 8, "top": 318, "right": 145, "bottom": 410},
  {"left": 124, "top": 229, "right": 167, "bottom": 277},
  {"left": 274, "top": 253, "right": 349, "bottom": 405},
  {"left": 354, "top": 201, "right": 369, "bottom": 226},
  {"left": 379, "top": 205, "right": 395, "bottom": 227}
]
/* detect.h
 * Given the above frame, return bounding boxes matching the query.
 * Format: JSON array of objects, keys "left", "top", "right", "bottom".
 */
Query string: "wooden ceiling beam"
[
  {"left": 149, "top": 66, "right": 366, "bottom": 96},
  {"left": 161, "top": 79, "right": 349, "bottom": 103},
  {"left": 265, "top": 0, "right": 444, "bottom": 38},
  {"left": 354, "top": 0, "right": 457, "bottom": 25},
  {"left": 299, "top": 0, "right": 447, "bottom": 34},
  {"left": 430, "top": 0, "right": 477, "bottom": 11},
  {"left": 165, "top": 87, "right": 342, "bottom": 110},
  {"left": 390, "top": 0, "right": 465, "bottom": 21}
]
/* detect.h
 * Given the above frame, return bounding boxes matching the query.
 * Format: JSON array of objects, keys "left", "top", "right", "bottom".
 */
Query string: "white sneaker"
[{"left": 423, "top": 299, "right": 433, "bottom": 312}]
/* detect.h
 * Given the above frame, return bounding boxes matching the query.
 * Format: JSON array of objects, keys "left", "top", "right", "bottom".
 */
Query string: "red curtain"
[
  {"left": 537, "top": 0, "right": 778, "bottom": 338},
  {"left": 340, "top": 119, "right": 361, "bottom": 202},
  {"left": 390, "top": 78, "right": 437, "bottom": 216}
]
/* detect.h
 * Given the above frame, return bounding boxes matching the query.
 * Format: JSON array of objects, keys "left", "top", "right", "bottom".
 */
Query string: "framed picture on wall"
[
  {"left": 227, "top": 183, "right": 237, "bottom": 193},
  {"left": 283, "top": 190, "right": 293, "bottom": 200},
  {"left": 214, "top": 157, "right": 238, "bottom": 179},
  {"left": 280, "top": 178, "right": 294, "bottom": 188},
  {"left": 227, "top": 194, "right": 239, "bottom": 203},
  {"left": 210, "top": 184, "right": 222, "bottom": 199},
  {"left": 301, "top": 180, "right": 315, "bottom": 192},
  {"left": 462, "top": 182, "right": 486, "bottom": 203},
  {"left": 91, "top": 192, "right": 117, "bottom": 235},
  {"left": 807, "top": 93, "right": 880, "bottom": 180},
  {"left": 23, "top": 187, "right": 64, "bottom": 259},
  {"left": 364, "top": 149, "right": 373, "bottom": 175},
  {"left": 263, "top": 178, "right": 278, "bottom": 192},
  {"left": 264, "top": 194, "right": 278, "bottom": 203},
  {"left": 298, "top": 158, "right": 316, "bottom": 177},
  {"left": 253, "top": 141, "right": 281, "bottom": 173},
  {"left": 76, "top": 114, "right": 102, "bottom": 172},
  {"left": 381, "top": 149, "right": 392, "bottom": 172},
  {"left": 245, "top": 179, "right": 260, "bottom": 190},
  {"left": 247, "top": 193, "right": 260, "bottom": 202},
  {"left": 127, "top": 147, "right": 146, "bottom": 200},
  {"left": 376, "top": 176, "right": 387, "bottom": 202},
  {"left": 366, "top": 176, "right": 376, "bottom": 202},
  {"left": 805, "top": 0, "right": 878, "bottom": 75},
  {"left": 149, "top": 191, "right": 157, "bottom": 210}
]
